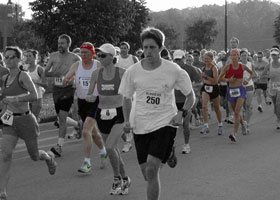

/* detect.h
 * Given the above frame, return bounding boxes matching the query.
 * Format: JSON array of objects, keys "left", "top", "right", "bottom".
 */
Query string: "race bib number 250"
[{"left": 146, "top": 91, "right": 162, "bottom": 105}]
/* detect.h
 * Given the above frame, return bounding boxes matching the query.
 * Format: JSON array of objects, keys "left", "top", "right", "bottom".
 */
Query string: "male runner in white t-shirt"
[{"left": 119, "top": 27, "right": 195, "bottom": 200}]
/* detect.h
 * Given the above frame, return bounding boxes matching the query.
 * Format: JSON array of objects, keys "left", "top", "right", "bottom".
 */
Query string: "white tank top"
[
  {"left": 75, "top": 61, "right": 98, "bottom": 99},
  {"left": 116, "top": 54, "right": 135, "bottom": 69},
  {"left": 243, "top": 62, "right": 254, "bottom": 86},
  {"left": 269, "top": 62, "right": 280, "bottom": 96},
  {"left": 28, "top": 66, "right": 44, "bottom": 98}
]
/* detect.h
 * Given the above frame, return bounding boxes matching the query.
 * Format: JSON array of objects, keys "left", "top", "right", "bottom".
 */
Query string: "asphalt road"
[{"left": 2, "top": 98, "right": 280, "bottom": 200}]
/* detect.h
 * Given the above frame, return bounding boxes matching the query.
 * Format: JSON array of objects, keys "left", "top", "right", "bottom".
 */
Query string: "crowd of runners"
[{"left": 0, "top": 27, "right": 279, "bottom": 200}]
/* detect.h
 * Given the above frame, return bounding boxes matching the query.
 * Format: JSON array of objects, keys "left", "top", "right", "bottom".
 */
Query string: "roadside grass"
[{"left": 39, "top": 92, "right": 56, "bottom": 123}]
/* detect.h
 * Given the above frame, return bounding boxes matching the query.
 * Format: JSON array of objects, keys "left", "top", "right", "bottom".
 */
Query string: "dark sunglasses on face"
[
  {"left": 4, "top": 55, "right": 16, "bottom": 60},
  {"left": 97, "top": 53, "right": 107, "bottom": 58}
]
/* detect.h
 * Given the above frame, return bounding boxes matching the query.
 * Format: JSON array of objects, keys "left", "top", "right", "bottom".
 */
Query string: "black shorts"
[
  {"left": 201, "top": 84, "right": 220, "bottom": 100},
  {"left": 78, "top": 97, "right": 99, "bottom": 122},
  {"left": 219, "top": 85, "right": 227, "bottom": 98},
  {"left": 53, "top": 86, "right": 74, "bottom": 114},
  {"left": 254, "top": 83, "right": 267, "bottom": 91},
  {"left": 96, "top": 107, "right": 124, "bottom": 134},
  {"left": 134, "top": 126, "right": 177, "bottom": 165},
  {"left": 176, "top": 102, "right": 184, "bottom": 111}
]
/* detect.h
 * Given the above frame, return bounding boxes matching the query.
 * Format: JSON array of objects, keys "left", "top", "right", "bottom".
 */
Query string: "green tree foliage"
[
  {"left": 149, "top": 0, "right": 279, "bottom": 51},
  {"left": 155, "top": 23, "right": 179, "bottom": 49},
  {"left": 29, "top": 0, "right": 149, "bottom": 52},
  {"left": 13, "top": 20, "right": 45, "bottom": 51},
  {"left": 184, "top": 18, "right": 218, "bottom": 50},
  {"left": 274, "top": 14, "right": 280, "bottom": 44},
  {"left": 119, "top": 0, "right": 150, "bottom": 52}
]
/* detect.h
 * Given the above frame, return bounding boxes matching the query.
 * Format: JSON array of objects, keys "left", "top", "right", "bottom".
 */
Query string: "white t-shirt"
[
  {"left": 119, "top": 58, "right": 192, "bottom": 135},
  {"left": 116, "top": 54, "right": 135, "bottom": 69},
  {"left": 243, "top": 62, "right": 254, "bottom": 86}
]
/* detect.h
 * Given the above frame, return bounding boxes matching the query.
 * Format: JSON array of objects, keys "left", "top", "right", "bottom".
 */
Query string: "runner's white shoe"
[
  {"left": 120, "top": 176, "right": 131, "bottom": 195},
  {"left": 78, "top": 161, "right": 91, "bottom": 173},
  {"left": 110, "top": 177, "right": 123, "bottom": 195},
  {"left": 182, "top": 144, "right": 191, "bottom": 154},
  {"left": 241, "top": 121, "right": 248, "bottom": 135},
  {"left": 229, "top": 133, "right": 237, "bottom": 142},
  {"left": 218, "top": 126, "right": 223, "bottom": 135},
  {"left": 122, "top": 142, "right": 132, "bottom": 153},
  {"left": 100, "top": 154, "right": 107, "bottom": 169}
]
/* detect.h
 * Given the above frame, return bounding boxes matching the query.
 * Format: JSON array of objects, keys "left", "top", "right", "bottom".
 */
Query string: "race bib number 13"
[{"left": 54, "top": 77, "right": 64, "bottom": 86}]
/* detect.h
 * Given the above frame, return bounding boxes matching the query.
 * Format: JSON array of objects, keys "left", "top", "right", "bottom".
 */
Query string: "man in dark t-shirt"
[{"left": 173, "top": 50, "right": 201, "bottom": 154}]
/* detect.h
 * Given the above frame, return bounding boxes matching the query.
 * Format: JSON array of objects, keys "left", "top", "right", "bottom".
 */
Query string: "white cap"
[
  {"left": 97, "top": 43, "right": 116, "bottom": 56},
  {"left": 173, "top": 49, "right": 185, "bottom": 59},
  {"left": 271, "top": 48, "right": 279, "bottom": 55}
]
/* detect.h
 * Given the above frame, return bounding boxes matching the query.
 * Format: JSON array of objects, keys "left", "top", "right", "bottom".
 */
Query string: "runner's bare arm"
[
  {"left": 63, "top": 61, "right": 79, "bottom": 86},
  {"left": 218, "top": 65, "right": 229, "bottom": 82},
  {"left": 44, "top": 53, "right": 59, "bottom": 77}
]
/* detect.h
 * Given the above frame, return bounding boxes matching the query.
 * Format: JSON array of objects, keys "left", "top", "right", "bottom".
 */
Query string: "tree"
[
  {"left": 274, "top": 14, "right": 280, "bottom": 44},
  {"left": 155, "top": 23, "right": 179, "bottom": 49},
  {"left": 12, "top": 20, "right": 45, "bottom": 51},
  {"left": 118, "top": 0, "right": 150, "bottom": 53},
  {"left": 184, "top": 18, "right": 218, "bottom": 50},
  {"left": 29, "top": 0, "right": 149, "bottom": 52}
]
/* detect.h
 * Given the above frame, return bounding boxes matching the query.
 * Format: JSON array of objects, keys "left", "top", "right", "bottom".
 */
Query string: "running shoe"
[
  {"left": 45, "top": 151, "right": 57, "bottom": 175},
  {"left": 257, "top": 105, "right": 263, "bottom": 112},
  {"left": 227, "top": 116, "right": 234, "bottom": 124},
  {"left": 182, "top": 144, "right": 191, "bottom": 154},
  {"left": 229, "top": 133, "right": 237, "bottom": 142},
  {"left": 0, "top": 192, "right": 7, "bottom": 200},
  {"left": 110, "top": 177, "right": 123, "bottom": 195},
  {"left": 218, "top": 126, "right": 223, "bottom": 135},
  {"left": 78, "top": 161, "right": 91, "bottom": 173},
  {"left": 74, "top": 120, "right": 83, "bottom": 139},
  {"left": 120, "top": 176, "right": 131, "bottom": 195},
  {"left": 167, "top": 146, "right": 177, "bottom": 168},
  {"left": 122, "top": 142, "right": 132, "bottom": 153},
  {"left": 100, "top": 153, "right": 107, "bottom": 169},
  {"left": 200, "top": 125, "right": 210, "bottom": 134},
  {"left": 241, "top": 121, "right": 248, "bottom": 135},
  {"left": 50, "top": 144, "right": 62, "bottom": 157}
]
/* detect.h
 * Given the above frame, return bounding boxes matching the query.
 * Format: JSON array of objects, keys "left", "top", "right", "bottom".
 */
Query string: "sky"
[{"left": 0, "top": 0, "right": 280, "bottom": 19}]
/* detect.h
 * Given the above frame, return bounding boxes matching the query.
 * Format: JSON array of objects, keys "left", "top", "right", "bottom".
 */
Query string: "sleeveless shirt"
[{"left": 75, "top": 60, "right": 98, "bottom": 99}]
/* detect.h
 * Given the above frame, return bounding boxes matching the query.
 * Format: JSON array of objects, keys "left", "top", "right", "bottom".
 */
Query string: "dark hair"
[
  {"left": 113, "top": 57, "right": 118, "bottom": 64},
  {"left": 120, "top": 41, "right": 130, "bottom": 49},
  {"left": 4, "top": 46, "right": 22, "bottom": 59},
  {"left": 141, "top": 27, "right": 165, "bottom": 48},
  {"left": 59, "top": 34, "right": 72, "bottom": 46},
  {"left": 26, "top": 49, "right": 38, "bottom": 58},
  {"left": 193, "top": 50, "right": 200, "bottom": 55},
  {"left": 272, "top": 45, "right": 280, "bottom": 50},
  {"left": 160, "top": 48, "right": 171, "bottom": 60},
  {"left": 257, "top": 51, "right": 263, "bottom": 55}
]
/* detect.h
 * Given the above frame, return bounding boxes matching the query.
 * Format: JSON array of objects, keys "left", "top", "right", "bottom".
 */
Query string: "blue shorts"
[{"left": 226, "top": 86, "right": 246, "bottom": 103}]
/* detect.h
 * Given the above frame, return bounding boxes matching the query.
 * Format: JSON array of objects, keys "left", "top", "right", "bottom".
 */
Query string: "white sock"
[
  {"left": 218, "top": 122, "right": 223, "bottom": 127},
  {"left": 84, "top": 157, "right": 91, "bottom": 165},
  {"left": 58, "top": 138, "right": 65, "bottom": 147},
  {"left": 204, "top": 123, "right": 208, "bottom": 128},
  {"left": 100, "top": 147, "right": 107, "bottom": 155}
]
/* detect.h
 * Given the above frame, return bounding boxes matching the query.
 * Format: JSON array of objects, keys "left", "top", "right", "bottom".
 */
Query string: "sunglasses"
[
  {"left": 97, "top": 53, "right": 107, "bottom": 58},
  {"left": 4, "top": 55, "right": 17, "bottom": 60}
]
